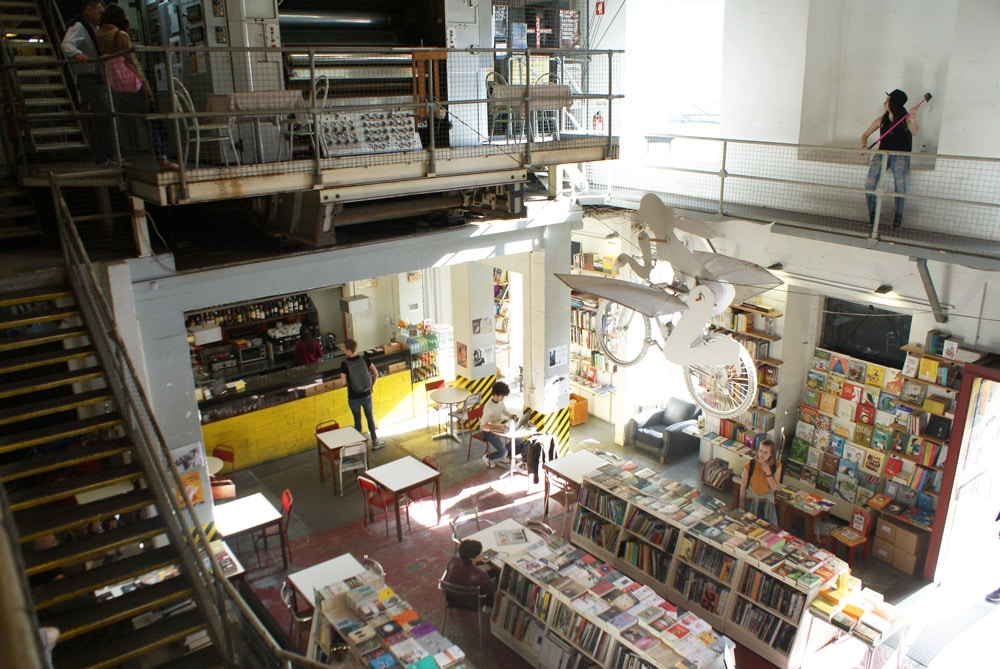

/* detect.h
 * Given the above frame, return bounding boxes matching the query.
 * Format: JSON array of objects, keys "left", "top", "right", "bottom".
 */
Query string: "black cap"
[{"left": 886, "top": 89, "right": 908, "bottom": 106}]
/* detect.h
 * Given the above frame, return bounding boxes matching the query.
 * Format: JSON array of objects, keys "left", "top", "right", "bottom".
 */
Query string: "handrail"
[
  {"left": 43, "top": 171, "right": 330, "bottom": 668},
  {"left": 0, "top": 488, "right": 47, "bottom": 669}
]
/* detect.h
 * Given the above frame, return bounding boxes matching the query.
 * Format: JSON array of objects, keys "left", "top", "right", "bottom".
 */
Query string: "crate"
[
  {"left": 569, "top": 393, "right": 588, "bottom": 425},
  {"left": 383, "top": 341, "right": 403, "bottom": 354},
  {"left": 387, "top": 361, "right": 408, "bottom": 374}
]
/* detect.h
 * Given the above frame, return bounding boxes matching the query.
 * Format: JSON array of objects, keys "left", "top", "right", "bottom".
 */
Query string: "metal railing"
[
  {"left": 592, "top": 136, "right": 1000, "bottom": 265},
  {"left": 0, "top": 170, "right": 332, "bottom": 669}
]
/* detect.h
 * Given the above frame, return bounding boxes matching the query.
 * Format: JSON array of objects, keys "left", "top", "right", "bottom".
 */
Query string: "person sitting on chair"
[
  {"left": 443, "top": 539, "right": 497, "bottom": 608},
  {"left": 480, "top": 381, "right": 526, "bottom": 468}
]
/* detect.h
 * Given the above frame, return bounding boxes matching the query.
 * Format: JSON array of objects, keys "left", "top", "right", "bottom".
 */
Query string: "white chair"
[
  {"left": 449, "top": 507, "right": 492, "bottom": 550},
  {"left": 282, "top": 75, "right": 329, "bottom": 160},
  {"left": 280, "top": 580, "right": 312, "bottom": 645},
  {"left": 486, "top": 72, "right": 523, "bottom": 142},
  {"left": 363, "top": 554, "right": 386, "bottom": 588},
  {"left": 172, "top": 80, "right": 239, "bottom": 168},
  {"left": 524, "top": 516, "right": 556, "bottom": 536},
  {"left": 336, "top": 442, "right": 368, "bottom": 497}
]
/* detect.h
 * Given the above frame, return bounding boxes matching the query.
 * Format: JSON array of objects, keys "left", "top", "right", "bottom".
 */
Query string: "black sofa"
[{"left": 624, "top": 397, "right": 701, "bottom": 464}]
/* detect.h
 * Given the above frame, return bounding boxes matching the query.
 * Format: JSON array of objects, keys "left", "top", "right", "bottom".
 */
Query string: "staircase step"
[
  {"left": 0, "top": 386, "right": 111, "bottom": 427},
  {"left": 0, "top": 303, "right": 79, "bottom": 330},
  {"left": 0, "top": 436, "right": 130, "bottom": 482},
  {"left": 156, "top": 645, "right": 226, "bottom": 669},
  {"left": 29, "top": 124, "right": 83, "bottom": 136},
  {"left": 0, "top": 362, "right": 104, "bottom": 400},
  {"left": 8, "top": 462, "right": 142, "bottom": 511},
  {"left": 0, "top": 285, "right": 73, "bottom": 308},
  {"left": 32, "top": 544, "right": 180, "bottom": 610},
  {"left": 0, "top": 324, "right": 88, "bottom": 352},
  {"left": 53, "top": 602, "right": 209, "bottom": 669},
  {"left": 34, "top": 139, "right": 91, "bottom": 151},
  {"left": 46, "top": 574, "right": 194, "bottom": 641},
  {"left": 15, "top": 487, "right": 154, "bottom": 544},
  {"left": 23, "top": 515, "right": 166, "bottom": 575},
  {"left": 0, "top": 342, "right": 94, "bottom": 375},
  {"left": 0, "top": 203, "right": 36, "bottom": 218},
  {"left": 0, "top": 223, "right": 42, "bottom": 240},
  {"left": 0, "top": 411, "right": 122, "bottom": 455}
]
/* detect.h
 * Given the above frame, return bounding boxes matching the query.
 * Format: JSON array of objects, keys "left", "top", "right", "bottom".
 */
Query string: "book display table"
[
  {"left": 569, "top": 461, "right": 854, "bottom": 669},
  {"left": 305, "top": 552, "right": 472, "bottom": 668},
  {"left": 805, "top": 581, "right": 905, "bottom": 669}
]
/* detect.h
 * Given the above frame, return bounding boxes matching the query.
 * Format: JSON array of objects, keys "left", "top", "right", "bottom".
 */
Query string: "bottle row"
[{"left": 186, "top": 294, "right": 312, "bottom": 329}]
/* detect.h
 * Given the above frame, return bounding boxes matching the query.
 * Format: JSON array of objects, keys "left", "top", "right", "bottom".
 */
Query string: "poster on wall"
[
  {"left": 456, "top": 342, "right": 468, "bottom": 367},
  {"left": 511, "top": 23, "right": 527, "bottom": 49},
  {"left": 179, "top": 471, "right": 205, "bottom": 505},
  {"left": 173, "top": 442, "right": 205, "bottom": 471},
  {"left": 548, "top": 344, "right": 567, "bottom": 368},
  {"left": 493, "top": 4, "right": 508, "bottom": 48},
  {"left": 472, "top": 346, "right": 494, "bottom": 368},
  {"left": 559, "top": 10, "right": 580, "bottom": 49}
]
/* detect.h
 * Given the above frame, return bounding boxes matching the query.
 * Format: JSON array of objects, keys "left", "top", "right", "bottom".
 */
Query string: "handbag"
[{"left": 106, "top": 55, "right": 142, "bottom": 94}]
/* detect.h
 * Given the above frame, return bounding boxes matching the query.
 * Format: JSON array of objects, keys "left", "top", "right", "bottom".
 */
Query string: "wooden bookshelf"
[{"left": 567, "top": 464, "right": 849, "bottom": 669}]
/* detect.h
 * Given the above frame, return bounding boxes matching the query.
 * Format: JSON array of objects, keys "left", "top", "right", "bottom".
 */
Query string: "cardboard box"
[
  {"left": 872, "top": 538, "right": 894, "bottom": 564},
  {"left": 569, "top": 393, "right": 588, "bottom": 425},
  {"left": 387, "top": 361, "right": 408, "bottom": 375},
  {"left": 893, "top": 525, "right": 926, "bottom": 554},
  {"left": 383, "top": 341, "right": 403, "bottom": 354},
  {"left": 875, "top": 518, "right": 897, "bottom": 544},
  {"left": 892, "top": 549, "right": 921, "bottom": 575}
]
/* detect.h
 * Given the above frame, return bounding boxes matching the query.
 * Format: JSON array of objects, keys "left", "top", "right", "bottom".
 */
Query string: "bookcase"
[
  {"left": 569, "top": 463, "right": 848, "bottom": 669},
  {"left": 494, "top": 268, "right": 510, "bottom": 345},
  {"left": 491, "top": 534, "right": 727, "bottom": 669},
  {"left": 568, "top": 291, "right": 619, "bottom": 424}
]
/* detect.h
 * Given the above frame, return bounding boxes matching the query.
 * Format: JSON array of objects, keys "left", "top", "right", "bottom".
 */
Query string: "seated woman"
[
  {"left": 739, "top": 438, "right": 782, "bottom": 525},
  {"left": 442, "top": 539, "right": 497, "bottom": 608}
]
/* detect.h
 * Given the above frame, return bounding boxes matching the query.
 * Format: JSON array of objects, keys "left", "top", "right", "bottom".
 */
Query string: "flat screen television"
[{"left": 820, "top": 298, "right": 911, "bottom": 370}]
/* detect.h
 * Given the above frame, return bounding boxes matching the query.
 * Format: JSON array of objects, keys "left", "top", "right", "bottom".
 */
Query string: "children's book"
[
  {"left": 882, "top": 369, "right": 905, "bottom": 395},
  {"left": 804, "top": 388, "right": 820, "bottom": 409},
  {"left": 877, "top": 392, "right": 898, "bottom": 413},
  {"left": 829, "top": 355, "right": 849, "bottom": 377},
  {"left": 807, "top": 370, "right": 827, "bottom": 391},
  {"left": 853, "top": 422, "right": 874, "bottom": 448},
  {"left": 816, "top": 471, "right": 835, "bottom": 494},
  {"left": 812, "top": 349, "right": 831, "bottom": 372},
  {"left": 870, "top": 425, "right": 891, "bottom": 452},
  {"left": 819, "top": 392, "right": 837, "bottom": 415},
  {"left": 865, "top": 364, "right": 885, "bottom": 388},
  {"left": 826, "top": 375, "right": 844, "bottom": 397},
  {"left": 847, "top": 360, "right": 868, "bottom": 384},
  {"left": 840, "top": 382, "right": 862, "bottom": 402}
]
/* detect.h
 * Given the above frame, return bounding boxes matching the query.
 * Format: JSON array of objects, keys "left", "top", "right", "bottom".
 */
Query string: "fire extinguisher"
[{"left": 592, "top": 110, "right": 603, "bottom": 132}]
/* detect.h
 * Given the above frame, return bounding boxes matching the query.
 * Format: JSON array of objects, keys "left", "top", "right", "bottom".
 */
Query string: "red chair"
[
  {"left": 213, "top": 444, "right": 236, "bottom": 477},
  {"left": 359, "top": 476, "right": 409, "bottom": 538},
  {"left": 464, "top": 405, "right": 488, "bottom": 461},
  {"left": 425, "top": 378, "right": 446, "bottom": 432},
  {"left": 407, "top": 456, "right": 440, "bottom": 505},
  {"left": 254, "top": 489, "right": 292, "bottom": 569},
  {"left": 315, "top": 419, "right": 340, "bottom": 482},
  {"left": 210, "top": 479, "right": 237, "bottom": 501}
]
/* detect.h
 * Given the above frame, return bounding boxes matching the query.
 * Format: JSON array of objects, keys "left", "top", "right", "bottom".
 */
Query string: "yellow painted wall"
[{"left": 201, "top": 370, "right": 421, "bottom": 469}]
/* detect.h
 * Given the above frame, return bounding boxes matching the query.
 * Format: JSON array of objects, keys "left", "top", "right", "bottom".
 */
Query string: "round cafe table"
[
  {"left": 429, "top": 386, "right": 472, "bottom": 442},
  {"left": 207, "top": 456, "right": 225, "bottom": 476}
]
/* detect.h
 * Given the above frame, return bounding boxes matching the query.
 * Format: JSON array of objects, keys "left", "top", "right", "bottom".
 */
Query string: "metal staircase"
[
  {"left": 0, "top": 0, "right": 88, "bottom": 158},
  {"left": 0, "top": 284, "right": 226, "bottom": 668},
  {"left": 0, "top": 180, "right": 42, "bottom": 238}
]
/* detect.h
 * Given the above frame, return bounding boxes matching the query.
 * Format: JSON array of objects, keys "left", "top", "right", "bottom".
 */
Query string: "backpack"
[{"left": 344, "top": 356, "right": 372, "bottom": 395}]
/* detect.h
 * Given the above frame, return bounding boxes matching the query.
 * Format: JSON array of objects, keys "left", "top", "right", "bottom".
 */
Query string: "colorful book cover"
[
  {"left": 807, "top": 370, "right": 827, "bottom": 391},
  {"left": 812, "top": 428, "right": 832, "bottom": 452},
  {"left": 865, "top": 364, "right": 885, "bottom": 387},
  {"left": 835, "top": 475, "right": 858, "bottom": 503},
  {"left": 832, "top": 417, "right": 855, "bottom": 439},
  {"left": 804, "top": 388, "right": 821, "bottom": 409},
  {"left": 829, "top": 355, "right": 849, "bottom": 377},
  {"left": 918, "top": 357, "right": 939, "bottom": 383},
  {"left": 828, "top": 434, "right": 846, "bottom": 457},
  {"left": 819, "top": 392, "right": 837, "bottom": 415},
  {"left": 840, "top": 382, "right": 862, "bottom": 402},
  {"left": 816, "top": 471, "right": 835, "bottom": 493},
  {"left": 862, "top": 385, "right": 881, "bottom": 407},
  {"left": 889, "top": 429, "right": 908, "bottom": 454},
  {"left": 842, "top": 443, "right": 866, "bottom": 467},
  {"left": 875, "top": 410, "right": 896, "bottom": 428},
  {"left": 901, "top": 353, "right": 919, "bottom": 378},
  {"left": 798, "top": 406, "right": 820, "bottom": 425},
  {"left": 870, "top": 425, "right": 891, "bottom": 451},
  {"left": 820, "top": 452, "right": 840, "bottom": 476},
  {"left": 854, "top": 403, "right": 876, "bottom": 425},
  {"left": 826, "top": 375, "right": 844, "bottom": 397},
  {"left": 854, "top": 485, "right": 876, "bottom": 508},
  {"left": 812, "top": 349, "right": 831, "bottom": 372},
  {"left": 901, "top": 379, "right": 927, "bottom": 404},
  {"left": 878, "top": 392, "right": 898, "bottom": 412},
  {"left": 907, "top": 435, "right": 924, "bottom": 458},
  {"left": 815, "top": 414, "right": 833, "bottom": 430},
  {"left": 883, "top": 369, "right": 905, "bottom": 395},
  {"left": 795, "top": 421, "right": 816, "bottom": 443},
  {"left": 853, "top": 422, "right": 874, "bottom": 447},
  {"left": 847, "top": 360, "right": 868, "bottom": 384},
  {"left": 800, "top": 467, "right": 818, "bottom": 486},
  {"left": 884, "top": 457, "right": 903, "bottom": 477},
  {"left": 784, "top": 461, "right": 804, "bottom": 481},
  {"left": 838, "top": 459, "right": 858, "bottom": 480},
  {"left": 789, "top": 437, "right": 810, "bottom": 463}
]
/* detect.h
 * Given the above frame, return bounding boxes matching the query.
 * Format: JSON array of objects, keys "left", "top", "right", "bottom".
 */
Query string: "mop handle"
[{"left": 866, "top": 92, "right": 933, "bottom": 150}]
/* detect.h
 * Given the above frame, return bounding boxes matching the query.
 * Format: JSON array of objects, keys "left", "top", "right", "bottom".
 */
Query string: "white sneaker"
[
  {"left": 499, "top": 457, "right": 511, "bottom": 464},
  {"left": 481, "top": 454, "right": 493, "bottom": 469}
]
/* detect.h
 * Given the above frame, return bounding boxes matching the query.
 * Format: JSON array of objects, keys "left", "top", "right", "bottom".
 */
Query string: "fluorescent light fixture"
[{"left": 874, "top": 284, "right": 893, "bottom": 295}]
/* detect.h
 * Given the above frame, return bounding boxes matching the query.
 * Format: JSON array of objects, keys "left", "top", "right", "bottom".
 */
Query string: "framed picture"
[{"left": 186, "top": 3, "right": 203, "bottom": 23}]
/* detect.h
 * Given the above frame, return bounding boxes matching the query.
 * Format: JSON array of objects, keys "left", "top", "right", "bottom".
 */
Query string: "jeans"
[
  {"left": 866, "top": 153, "right": 910, "bottom": 217},
  {"left": 348, "top": 394, "right": 377, "bottom": 442},
  {"left": 112, "top": 89, "right": 167, "bottom": 160},
  {"left": 745, "top": 489, "right": 778, "bottom": 526},
  {"left": 483, "top": 431, "right": 524, "bottom": 460},
  {"left": 75, "top": 75, "right": 112, "bottom": 163}
]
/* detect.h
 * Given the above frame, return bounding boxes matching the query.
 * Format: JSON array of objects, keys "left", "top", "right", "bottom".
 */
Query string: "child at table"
[{"left": 740, "top": 438, "right": 782, "bottom": 525}]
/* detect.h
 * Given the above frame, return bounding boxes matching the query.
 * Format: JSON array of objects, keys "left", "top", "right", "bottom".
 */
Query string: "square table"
[
  {"left": 542, "top": 450, "right": 606, "bottom": 518},
  {"left": 288, "top": 553, "right": 365, "bottom": 606},
  {"left": 364, "top": 456, "right": 441, "bottom": 542},
  {"left": 317, "top": 425, "right": 368, "bottom": 494},
  {"left": 213, "top": 492, "right": 284, "bottom": 566},
  {"left": 464, "top": 518, "right": 543, "bottom": 569}
]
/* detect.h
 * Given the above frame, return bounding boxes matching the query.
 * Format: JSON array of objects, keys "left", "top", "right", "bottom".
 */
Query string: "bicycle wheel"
[
  {"left": 595, "top": 299, "right": 652, "bottom": 367},
  {"left": 682, "top": 333, "right": 757, "bottom": 417}
]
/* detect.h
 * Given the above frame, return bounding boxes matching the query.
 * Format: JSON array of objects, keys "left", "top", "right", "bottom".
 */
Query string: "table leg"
[
  {"left": 278, "top": 521, "right": 288, "bottom": 569},
  {"left": 318, "top": 444, "right": 324, "bottom": 481},
  {"left": 432, "top": 402, "right": 454, "bottom": 441},
  {"left": 543, "top": 474, "right": 551, "bottom": 518},
  {"left": 393, "top": 492, "right": 403, "bottom": 542},
  {"left": 434, "top": 477, "right": 441, "bottom": 523}
]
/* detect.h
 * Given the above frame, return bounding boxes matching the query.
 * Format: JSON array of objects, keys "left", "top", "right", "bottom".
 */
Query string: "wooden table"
[
  {"left": 429, "top": 386, "right": 471, "bottom": 442},
  {"left": 776, "top": 498, "right": 830, "bottom": 543},
  {"left": 542, "top": 450, "right": 606, "bottom": 517},
  {"left": 213, "top": 492, "right": 284, "bottom": 566},
  {"left": 364, "top": 456, "right": 441, "bottom": 542},
  {"left": 288, "top": 552, "right": 365, "bottom": 606},
  {"left": 464, "top": 518, "right": 542, "bottom": 569},
  {"left": 316, "top": 425, "right": 367, "bottom": 494}
]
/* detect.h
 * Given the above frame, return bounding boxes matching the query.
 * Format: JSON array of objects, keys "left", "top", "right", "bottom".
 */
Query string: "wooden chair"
[
  {"left": 359, "top": 476, "right": 409, "bottom": 537},
  {"left": 210, "top": 479, "right": 237, "bottom": 501},
  {"left": 336, "top": 442, "right": 368, "bottom": 498},
  {"left": 280, "top": 580, "right": 312, "bottom": 646},
  {"left": 438, "top": 574, "right": 489, "bottom": 649},
  {"left": 831, "top": 506, "right": 873, "bottom": 564},
  {"left": 213, "top": 444, "right": 236, "bottom": 476},
  {"left": 254, "top": 489, "right": 292, "bottom": 569},
  {"left": 464, "top": 405, "right": 487, "bottom": 461},
  {"left": 425, "top": 378, "right": 446, "bottom": 432},
  {"left": 315, "top": 420, "right": 340, "bottom": 482}
]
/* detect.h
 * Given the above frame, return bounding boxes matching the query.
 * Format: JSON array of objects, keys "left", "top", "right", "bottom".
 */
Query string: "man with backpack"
[{"left": 339, "top": 339, "right": 385, "bottom": 449}]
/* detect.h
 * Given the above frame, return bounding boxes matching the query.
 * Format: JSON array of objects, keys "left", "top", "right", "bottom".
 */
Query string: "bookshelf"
[
  {"left": 568, "top": 463, "right": 849, "bottom": 669},
  {"left": 491, "top": 534, "right": 727, "bottom": 669},
  {"left": 494, "top": 268, "right": 510, "bottom": 345}
]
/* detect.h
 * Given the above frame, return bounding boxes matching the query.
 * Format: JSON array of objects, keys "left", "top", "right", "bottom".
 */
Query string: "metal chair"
[
  {"left": 449, "top": 392, "right": 482, "bottom": 435},
  {"left": 315, "top": 419, "right": 340, "bottom": 483},
  {"left": 212, "top": 444, "right": 236, "bottom": 476},
  {"left": 336, "top": 442, "right": 368, "bottom": 498},
  {"left": 363, "top": 554, "right": 386, "bottom": 588},
  {"left": 282, "top": 75, "right": 330, "bottom": 160},
  {"left": 524, "top": 516, "right": 556, "bottom": 536},
  {"left": 424, "top": 378, "right": 446, "bottom": 432},
  {"left": 210, "top": 479, "right": 237, "bottom": 501},
  {"left": 594, "top": 449, "right": 623, "bottom": 463},
  {"left": 464, "top": 405, "right": 487, "bottom": 461},
  {"left": 438, "top": 574, "right": 489, "bottom": 649},
  {"left": 172, "top": 80, "right": 239, "bottom": 168},
  {"left": 254, "top": 489, "right": 292, "bottom": 569},
  {"left": 449, "top": 507, "right": 492, "bottom": 550},
  {"left": 359, "top": 476, "right": 409, "bottom": 537},
  {"left": 280, "top": 580, "right": 313, "bottom": 645},
  {"left": 486, "top": 71, "right": 523, "bottom": 142}
]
